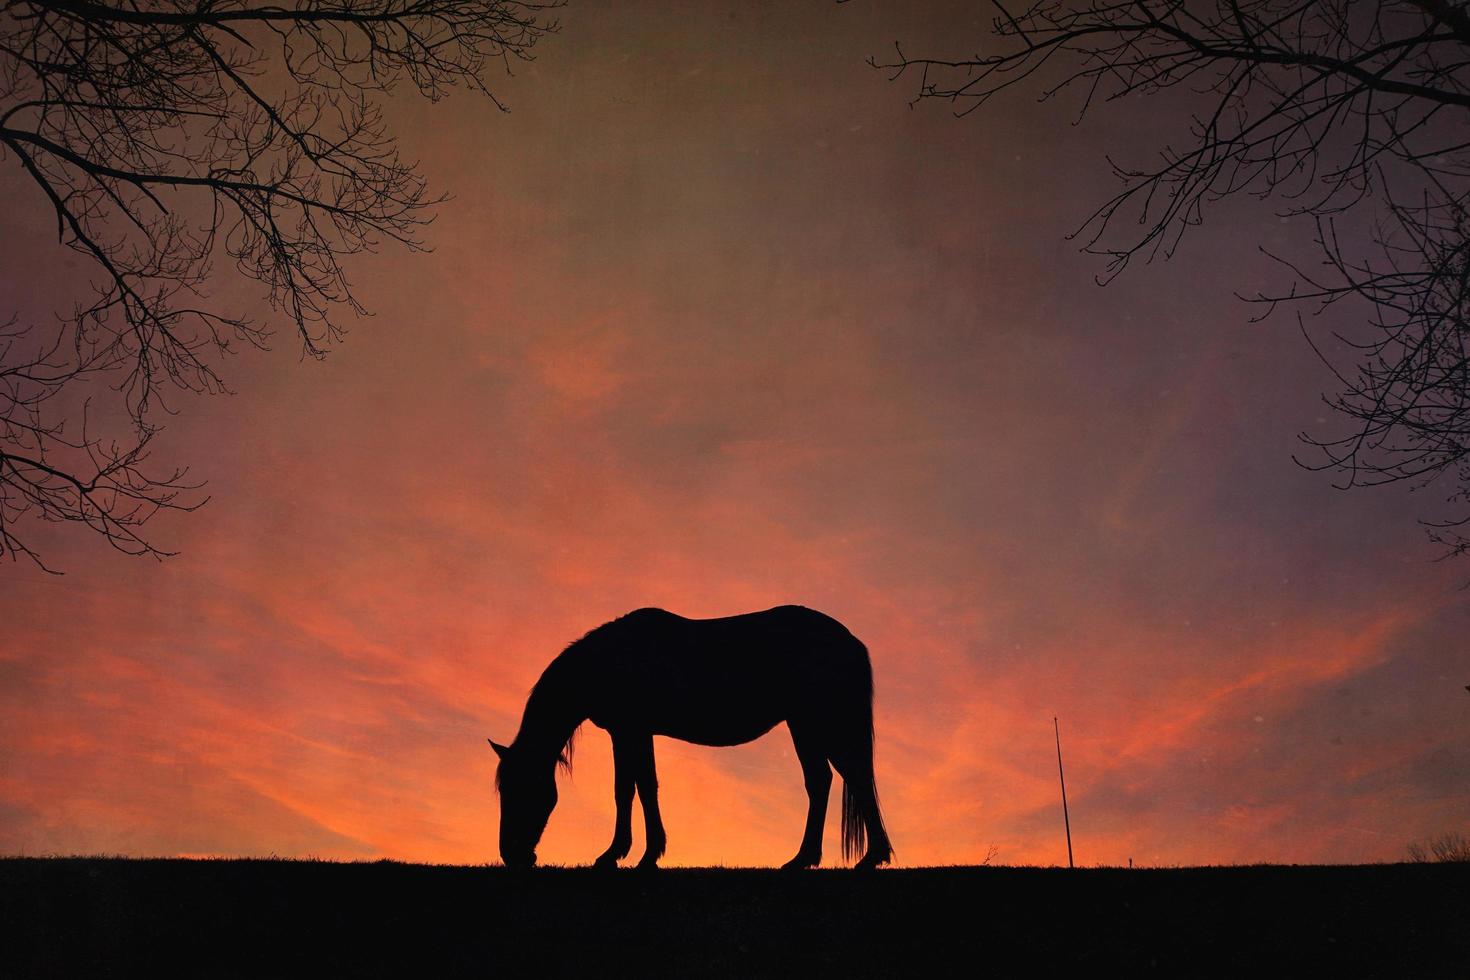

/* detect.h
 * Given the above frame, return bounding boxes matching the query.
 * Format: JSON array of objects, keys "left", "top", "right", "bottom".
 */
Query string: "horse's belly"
[
  {"left": 601, "top": 689, "right": 785, "bottom": 746},
  {"left": 652, "top": 715, "right": 783, "bottom": 747},
  {"left": 588, "top": 640, "right": 831, "bottom": 744}
]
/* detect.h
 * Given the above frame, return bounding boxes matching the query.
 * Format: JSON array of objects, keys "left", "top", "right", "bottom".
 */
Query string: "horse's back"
[
  {"left": 578, "top": 605, "right": 871, "bottom": 744},
  {"left": 630, "top": 604, "right": 867, "bottom": 671}
]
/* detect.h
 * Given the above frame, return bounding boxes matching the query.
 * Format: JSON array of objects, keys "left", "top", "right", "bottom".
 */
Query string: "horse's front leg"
[
  {"left": 594, "top": 731, "right": 636, "bottom": 868},
  {"left": 631, "top": 733, "right": 666, "bottom": 869}
]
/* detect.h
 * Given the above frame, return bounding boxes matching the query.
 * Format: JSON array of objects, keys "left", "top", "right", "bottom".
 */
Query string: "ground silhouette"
[
  {"left": 490, "top": 605, "right": 892, "bottom": 869},
  {"left": 2, "top": 859, "right": 1466, "bottom": 978}
]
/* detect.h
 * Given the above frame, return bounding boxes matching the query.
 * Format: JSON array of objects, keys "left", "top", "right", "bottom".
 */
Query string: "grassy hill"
[{"left": 2, "top": 858, "right": 1466, "bottom": 977}]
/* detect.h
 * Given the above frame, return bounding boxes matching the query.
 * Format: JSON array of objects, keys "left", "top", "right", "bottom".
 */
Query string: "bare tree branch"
[
  {"left": 876, "top": 0, "right": 1470, "bottom": 555},
  {"left": 0, "top": 0, "right": 562, "bottom": 570}
]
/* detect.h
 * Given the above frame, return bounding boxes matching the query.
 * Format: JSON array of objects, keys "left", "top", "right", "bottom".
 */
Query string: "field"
[{"left": 2, "top": 858, "right": 1466, "bottom": 977}]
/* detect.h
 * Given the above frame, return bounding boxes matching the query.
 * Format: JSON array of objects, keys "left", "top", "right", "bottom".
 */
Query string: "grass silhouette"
[{"left": 1, "top": 858, "right": 1466, "bottom": 977}]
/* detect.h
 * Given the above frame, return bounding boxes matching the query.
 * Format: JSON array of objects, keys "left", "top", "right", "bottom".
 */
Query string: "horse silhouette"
[{"left": 489, "top": 605, "right": 893, "bottom": 869}]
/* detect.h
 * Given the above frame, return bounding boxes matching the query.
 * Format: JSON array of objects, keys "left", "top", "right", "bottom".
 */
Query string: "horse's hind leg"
[
  {"left": 783, "top": 720, "right": 831, "bottom": 869},
  {"left": 830, "top": 740, "right": 893, "bottom": 869}
]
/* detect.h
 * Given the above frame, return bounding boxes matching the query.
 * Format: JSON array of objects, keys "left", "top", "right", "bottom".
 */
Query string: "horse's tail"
[
  {"left": 841, "top": 640, "right": 887, "bottom": 863},
  {"left": 842, "top": 780, "right": 867, "bottom": 863}
]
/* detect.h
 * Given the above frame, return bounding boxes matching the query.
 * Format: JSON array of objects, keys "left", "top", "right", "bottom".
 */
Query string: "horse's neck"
[{"left": 515, "top": 661, "right": 585, "bottom": 758}]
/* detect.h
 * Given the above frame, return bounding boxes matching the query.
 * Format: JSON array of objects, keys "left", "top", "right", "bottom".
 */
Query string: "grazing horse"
[{"left": 489, "top": 605, "right": 893, "bottom": 869}]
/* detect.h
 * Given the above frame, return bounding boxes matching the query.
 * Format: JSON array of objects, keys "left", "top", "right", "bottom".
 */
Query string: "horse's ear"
[{"left": 488, "top": 739, "right": 509, "bottom": 759}]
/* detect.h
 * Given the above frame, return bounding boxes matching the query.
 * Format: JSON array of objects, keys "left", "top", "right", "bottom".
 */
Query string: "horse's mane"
[
  {"left": 504, "top": 610, "right": 661, "bottom": 785},
  {"left": 557, "top": 724, "right": 579, "bottom": 775},
  {"left": 535, "top": 611, "right": 657, "bottom": 775},
  {"left": 521, "top": 625, "right": 614, "bottom": 778},
  {"left": 546, "top": 608, "right": 673, "bottom": 769}
]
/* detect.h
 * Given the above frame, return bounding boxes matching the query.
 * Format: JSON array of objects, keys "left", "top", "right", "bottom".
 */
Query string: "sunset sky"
[{"left": 2, "top": 0, "right": 1467, "bottom": 868}]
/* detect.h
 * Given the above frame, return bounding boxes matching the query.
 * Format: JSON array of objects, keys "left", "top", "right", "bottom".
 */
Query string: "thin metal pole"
[{"left": 1054, "top": 716, "right": 1074, "bottom": 869}]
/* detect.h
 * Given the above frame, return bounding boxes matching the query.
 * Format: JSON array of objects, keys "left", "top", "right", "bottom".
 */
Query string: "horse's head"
[{"left": 489, "top": 738, "right": 557, "bottom": 869}]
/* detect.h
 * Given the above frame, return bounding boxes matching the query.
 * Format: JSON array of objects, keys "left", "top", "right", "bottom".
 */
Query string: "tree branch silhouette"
[
  {"left": 0, "top": 0, "right": 560, "bottom": 571},
  {"left": 876, "top": 0, "right": 1470, "bottom": 553}
]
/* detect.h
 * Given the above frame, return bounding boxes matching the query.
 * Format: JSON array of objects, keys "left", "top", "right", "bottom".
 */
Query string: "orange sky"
[{"left": 1, "top": 0, "right": 1467, "bottom": 868}]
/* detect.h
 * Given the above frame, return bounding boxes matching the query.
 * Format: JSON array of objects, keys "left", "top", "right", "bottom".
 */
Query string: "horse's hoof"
[
  {"left": 781, "top": 854, "right": 820, "bottom": 870},
  {"left": 854, "top": 851, "right": 892, "bottom": 870},
  {"left": 592, "top": 856, "right": 619, "bottom": 870}
]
